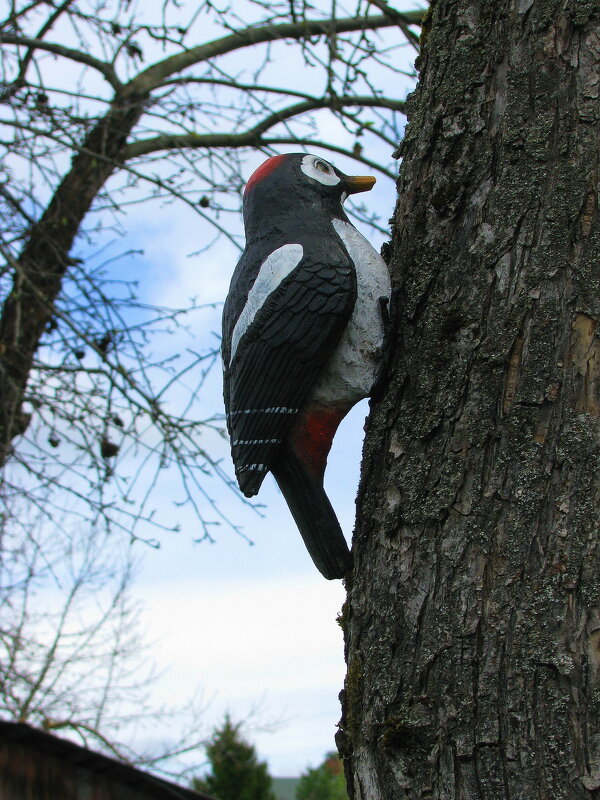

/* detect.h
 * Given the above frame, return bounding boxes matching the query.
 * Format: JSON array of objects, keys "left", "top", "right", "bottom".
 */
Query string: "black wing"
[{"left": 224, "top": 258, "right": 355, "bottom": 496}]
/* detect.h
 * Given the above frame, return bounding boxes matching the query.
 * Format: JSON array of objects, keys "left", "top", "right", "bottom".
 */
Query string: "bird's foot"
[
  {"left": 379, "top": 295, "right": 390, "bottom": 330},
  {"left": 371, "top": 288, "right": 400, "bottom": 403}
]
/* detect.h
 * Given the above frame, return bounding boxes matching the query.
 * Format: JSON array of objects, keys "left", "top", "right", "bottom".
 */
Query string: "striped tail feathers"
[
  {"left": 225, "top": 339, "right": 317, "bottom": 498},
  {"left": 229, "top": 404, "right": 300, "bottom": 497},
  {"left": 271, "top": 442, "right": 352, "bottom": 580},
  {"left": 236, "top": 461, "right": 269, "bottom": 498}
]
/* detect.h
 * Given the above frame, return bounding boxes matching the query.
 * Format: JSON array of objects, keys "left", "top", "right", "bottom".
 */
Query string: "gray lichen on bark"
[{"left": 340, "top": 1, "right": 600, "bottom": 798}]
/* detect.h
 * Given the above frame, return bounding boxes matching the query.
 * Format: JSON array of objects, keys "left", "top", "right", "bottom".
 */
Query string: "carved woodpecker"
[{"left": 222, "top": 153, "right": 391, "bottom": 579}]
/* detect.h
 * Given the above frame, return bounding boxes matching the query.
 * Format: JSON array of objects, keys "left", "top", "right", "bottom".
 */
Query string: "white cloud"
[{"left": 138, "top": 570, "right": 347, "bottom": 775}]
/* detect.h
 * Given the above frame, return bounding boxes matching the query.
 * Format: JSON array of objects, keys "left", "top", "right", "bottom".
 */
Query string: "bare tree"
[
  {"left": 339, "top": 1, "right": 600, "bottom": 798},
  {"left": 0, "top": 0, "right": 424, "bottom": 542},
  {"left": 0, "top": 504, "right": 212, "bottom": 777}
]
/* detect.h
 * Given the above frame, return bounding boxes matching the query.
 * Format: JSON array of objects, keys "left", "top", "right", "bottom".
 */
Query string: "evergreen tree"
[
  {"left": 193, "top": 715, "right": 276, "bottom": 800},
  {"left": 296, "top": 753, "right": 349, "bottom": 800}
]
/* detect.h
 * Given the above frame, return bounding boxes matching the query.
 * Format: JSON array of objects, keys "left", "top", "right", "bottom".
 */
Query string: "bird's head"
[{"left": 242, "top": 153, "right": 375, "bottom": 237}]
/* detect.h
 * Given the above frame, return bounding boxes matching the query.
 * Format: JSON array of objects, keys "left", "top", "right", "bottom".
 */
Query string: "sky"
[
  {"left": 1, "top": 0, "right": 420, "bottom": 782},
  {"left": 125, "top": 197, "right": 380, "bottom": 778},
  {"left": 92, "top": 4, "right": 418, "bottom": 776}
]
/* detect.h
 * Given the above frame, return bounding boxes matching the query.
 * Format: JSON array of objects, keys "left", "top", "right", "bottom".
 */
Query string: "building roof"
[
  {"left": 272, "top": 776, "right": 301, "bottom": 800},
  {"left": 0, "top": 719, "right": 214, "bottom": 800}
]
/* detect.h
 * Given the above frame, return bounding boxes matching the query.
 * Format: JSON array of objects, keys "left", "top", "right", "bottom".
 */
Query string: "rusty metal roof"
[{"left": 0, "top": 719, "right": 215, "bottom": 800}]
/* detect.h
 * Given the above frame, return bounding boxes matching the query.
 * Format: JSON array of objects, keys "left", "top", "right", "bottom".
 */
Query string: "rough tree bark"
[{"left": 339, "top": 1, "right": 600, "bottom": 798}]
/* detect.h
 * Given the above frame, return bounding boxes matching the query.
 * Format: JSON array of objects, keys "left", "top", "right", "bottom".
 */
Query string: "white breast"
[
  {"left": 230, "top": 243, "right": 303, "bottom": 363},
  {"left": 310, "top": 218, "right": 391, "bottom": 407}
]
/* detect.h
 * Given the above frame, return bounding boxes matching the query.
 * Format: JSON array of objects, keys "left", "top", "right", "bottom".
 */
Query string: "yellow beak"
[{"left": 344, "top": 174, "right": 376, "bottom": 194}]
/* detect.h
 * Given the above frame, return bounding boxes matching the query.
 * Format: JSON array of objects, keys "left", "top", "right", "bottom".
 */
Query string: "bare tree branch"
[
  {"left": 7, "top": 0, "right": 79, "bottom": 97},
  {"left": 366, "top": 0, "right": 423, "bottom": 47},
  {"left": 131, "top": 10, "right": 425, "bottom": 92},
  {"left": 125, "top": 95, "right": 405, "bottom": 160},
  {"left": 0, "top": 32, "right": 121, "bottom": 89}
]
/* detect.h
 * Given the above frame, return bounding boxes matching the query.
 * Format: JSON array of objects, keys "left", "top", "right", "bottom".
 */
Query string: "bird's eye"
[{"left": 300, "top": 153, "right": 340, "bottom": 185}]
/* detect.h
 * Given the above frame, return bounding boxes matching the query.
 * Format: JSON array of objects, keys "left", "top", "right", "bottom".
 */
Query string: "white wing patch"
[{"left": 230, "top": 243, "right": 303, "bottom": 364}]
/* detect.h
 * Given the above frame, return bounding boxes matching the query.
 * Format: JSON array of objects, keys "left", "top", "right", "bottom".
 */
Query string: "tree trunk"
[
  {"left": 0, "top": 91, "right": 146, "bottom": 465},
  {"left": 339, "top": 1, "right": 600, "bottom": 798}
]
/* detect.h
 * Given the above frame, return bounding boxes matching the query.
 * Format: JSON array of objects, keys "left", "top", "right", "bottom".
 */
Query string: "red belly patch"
[{"left": 290, "top": 405, "right": 349, "bottom": 480}]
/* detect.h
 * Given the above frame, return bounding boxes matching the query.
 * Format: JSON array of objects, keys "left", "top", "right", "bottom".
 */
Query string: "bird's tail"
[{"left": 272, "top": 444, "right": 352, "bottom": 580}]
